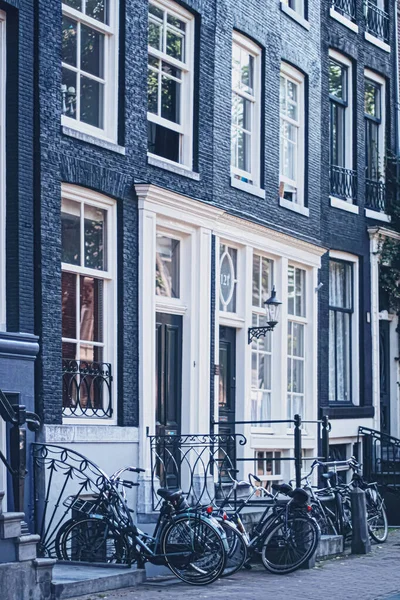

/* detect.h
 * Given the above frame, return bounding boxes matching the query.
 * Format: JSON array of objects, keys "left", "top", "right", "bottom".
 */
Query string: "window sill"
[
  {"left": 330, "top": 196, "right": 359, "bottom": 214},
  {"left": 280, "top": 2, "right": 310, "bottom": 30},
  {"left": 365, "top": 208, "right": 391, "bottom": 223},
  {"left": 230, "top": 176, "right": 265, "bottom": 199},
  {"left": 62, "top": 126, "right": 126, "bottom": 155},
  {"left": 364, "top": 32, "right": 390, "bottom": 53},
  {"left": 321, "top": 405, "right": 374, "bottom": 419},
  {"left": 279, "top": 196, "right": 309, "bottom": 217},
  {"left": 329, "top": 8, "right": 359, "bottom": 33},
  {"left": 147, "top": 154, "right": 200, "bottom": 180}
]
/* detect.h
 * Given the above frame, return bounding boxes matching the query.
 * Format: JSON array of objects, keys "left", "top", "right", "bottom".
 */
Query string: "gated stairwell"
[{"left": 358, "top": 426, "right": 400, "bottom": 525}]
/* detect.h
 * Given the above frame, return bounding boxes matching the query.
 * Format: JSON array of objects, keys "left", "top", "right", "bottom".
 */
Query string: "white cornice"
[
  {"left": 368, "top": 226, "right": 400, "bottom": 242},
  {"left": 135, "top": 184, "right": 326, "bottom": 264}
]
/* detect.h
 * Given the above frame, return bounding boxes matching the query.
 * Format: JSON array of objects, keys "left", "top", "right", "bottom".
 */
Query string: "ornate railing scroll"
[
  {"left": 365, "top": 178, "right": 387, "bottom": 213},
  {"left": 33, "top": 443, "right": 117, "bottom": 558},
  {"left": 364, "top": 0, "right": 389, "bottom": 43},
  {"left": 331, "top": 0, "right": 357, "bottom": 23},
  {"left": 62, "top": 359, "right": 113, "bottom": 418},
  {"left": 330, "top": 166, "right": 357, "bottom": 202},
  {"left": 149, "top": 433, "right": 246, "bottom": 511}
]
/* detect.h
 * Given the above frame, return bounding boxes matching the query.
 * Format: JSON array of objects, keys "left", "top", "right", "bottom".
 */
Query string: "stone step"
[
  {"left": 317, "top": 534, "right": 344, "bottom": 559},
  {"left": 0, "top": 512, "right": 25, "bottom": 539},
  {"left": 51, "top": 563, "right": 146, "bottom": 599},
  {"left": 16, "top": 534, "right": 41, "bottom": 561}
]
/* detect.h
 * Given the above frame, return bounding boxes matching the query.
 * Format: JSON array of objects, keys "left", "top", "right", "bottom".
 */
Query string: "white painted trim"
[
  {"left": 329, "top": 7, "right": 359, "bottom": 33},
  {"left": 61, "top": 0, "right": 119, "bottom": 142},
  {"left": 281, "top": 0, "right": 305, "bottom": 19},
  {"left": 44, "top": 424, "right": 139, "bottom": 443},
  {"left": 279, "top": 197, "right": 309, "bottom": 217},
  {"left": 0, "top": 11, "right": 5, "bottom": 332},
  {"left": 365, "top": 208, "right": 391, "bottom": 222},
  {"left": 230, "top": 177, "right": 265, "bottom": 199},
  {"left": 147, "top": 154, "right": 200, "bottom": 180},
  {"left": 231, "top": 31, "right": 262, "bottom": 188},
  {"left": 61, "top": 184, "right": 117, "bottom": 425},
  {"left": 280, "top": 2, "right": 310, "bottom": 29},
  {"left": 330, "top": 196, "right": 359, "bottom": 214},
  {"left": 368, "top": 226, "right": 400, "bottom": 242},
  {"left": 365, "top": 69, "right": 386, "bottom": 187},
  {"left": 368, "top": 229, "right": 381, "bottom": 431},
  {"left": 329, "top": 251, "right": 360, "bottom": 406},
  {"left": 155, "top": 301, "right": 187, "bottom": 315},
  {"left": 365, "top": 32, "right": 390, "bottom": 53}
]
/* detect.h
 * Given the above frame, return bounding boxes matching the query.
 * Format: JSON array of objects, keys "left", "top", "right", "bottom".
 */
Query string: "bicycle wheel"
[
  {"left": 310, "top": 502, "right": 337, "bottom": 536},
  {"left": 218, "top": 519, "right": 247, "bottom": 577},
  {"left": 55, "top": 518, "right": 130, "bottom": 564},
  {"left": 261, "top": 515, "right": 319, "bottom": 575},
  {"left": 367, "top": 491, "right": 388, "bottom": 543},
  {"left": 162, "top": 514, "right": 226, "bottom": 585}
]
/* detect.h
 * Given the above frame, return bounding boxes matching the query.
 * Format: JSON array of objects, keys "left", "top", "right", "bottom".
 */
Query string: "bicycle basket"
[{"left": 62, "top": 494, "right": 105, "bottom": 516}]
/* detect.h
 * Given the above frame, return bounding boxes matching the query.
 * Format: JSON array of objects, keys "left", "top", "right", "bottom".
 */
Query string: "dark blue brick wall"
[{"left": 318, "top": 0, "right": 395, "bottom": 417}]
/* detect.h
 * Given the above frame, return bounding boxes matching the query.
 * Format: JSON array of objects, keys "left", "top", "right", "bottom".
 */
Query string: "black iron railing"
[
  {"left": 364, "top": 0, "right": 389, "bottom": 43},
  {"left": 365, "top": 178, "right": 387, "bottom": 212},
  {"left": 149, "top": 416, "right": 331, "bottom": 511},
  {"left": 62, "top": 359, "right": 113, "bottom": 418},
  {"left": 0, "top": 389, "right": 40, "bottom": 517},
  {"left": 330, "top": 166, "right": 358, "bottom": 202},
  {"left": 331, "top": 0, "right": 357, "bottom": 22},
  {"left": 358, "top": 427, "right": 400, "bottom": 491}
]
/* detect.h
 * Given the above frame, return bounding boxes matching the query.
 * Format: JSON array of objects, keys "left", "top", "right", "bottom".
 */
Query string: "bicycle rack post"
[
  {"left": 294, "top": 414, "right": 302, "bottom": 488},
  {"left": 321, "top": 415, "right": 330, "bottom": 462},
  {"left": 350, "top": 487, "right": 371, "bottom": 555}
]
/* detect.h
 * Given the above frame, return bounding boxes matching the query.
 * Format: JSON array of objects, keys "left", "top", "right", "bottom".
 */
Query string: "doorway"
[
  {"left": 218, "top": 326, "right": 236, "bottom": 471},
  {"left": 379, "top": 320, "right": 390, "bottom": 435}
]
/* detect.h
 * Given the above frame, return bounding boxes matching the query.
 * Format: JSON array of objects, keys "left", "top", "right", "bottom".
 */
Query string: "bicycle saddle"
[
  {"left": 157, "top": 488, "right": 183, "bottom": 501},
  {"left": 322, "top": 472, "right": 336, "bottom": 480},
  {"left": 272, "top": 483, "right": 293, "bottom": 496}
]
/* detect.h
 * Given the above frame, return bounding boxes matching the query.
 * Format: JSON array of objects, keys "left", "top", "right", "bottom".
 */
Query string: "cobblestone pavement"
[{"left": 70, "top": 530, "right": 400, "bottom": 600}]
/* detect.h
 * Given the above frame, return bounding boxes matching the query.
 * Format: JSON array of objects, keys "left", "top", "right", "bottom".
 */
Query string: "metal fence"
[
  {"left": 62, "top": 359, "right": 113, "bottom": 418},
  {"left": 364, "top": 0, "right": 389, "bottom": 43},
  {"left": 331, "top": 0, "right": 357, "bottom": 23},
  {"left": 365, "top": 179, "right": 386, "bottom": 212},
  {"left": 330, "top": 166, "right": 357, "bottom": 202}
]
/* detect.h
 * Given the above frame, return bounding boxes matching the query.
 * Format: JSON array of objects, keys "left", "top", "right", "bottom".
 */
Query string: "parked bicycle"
[
  {"left": 210, "top": 471, "right": 320, "bottom": 575},
  {"left": 55, "top": 466, "right": 229, "bottom": 586}
]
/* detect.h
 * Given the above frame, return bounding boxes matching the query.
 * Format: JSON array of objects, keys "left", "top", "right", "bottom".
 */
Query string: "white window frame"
[
  {"left": 279, "top": 63, "right": 305, "bottom": 208},
  {"left": 255, "top": 449, "right": 283, "bottom": 483},
  {"left": 287, "top": 264, "right": 307, "bottom": 421},
  {"left": 0, "top": 11, "right": 5, "bottom": 331},
  {"left": 328, "top": 250, "right": 360, "bottom": 406},
  {"left": 61, "top": 0, "right": 119, "bottom": 143},
  {"left": 281, "top": 0, "right": 304, "bottom": 18},
  {"left": 61, "top": 184, "right": 117, "bottom": 423},
  {"left": 147, "top": 0, "right": 195, "bottom": 169},
  {"left": 218, "top": 241, "right": 239, "bottom": 315},
  {"left": 155, "top": 228, "right": 185, "bottom": 311},
  {"left": 364, "top": 69, "right": 386, "bottom": 184},
  {"left": 230, "top": 31, "right": 262, "bottom": 189}
]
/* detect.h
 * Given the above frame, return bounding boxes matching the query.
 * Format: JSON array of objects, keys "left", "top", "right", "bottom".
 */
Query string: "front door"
[
  {"left": 219, "top": 326, "right": 236, "bottom": 472},
  {"left": 155, "top": 313, "right": 182, "bottom": 488},
  {"left": 379, "top": 320, "right": 390, "bottom": 435}
]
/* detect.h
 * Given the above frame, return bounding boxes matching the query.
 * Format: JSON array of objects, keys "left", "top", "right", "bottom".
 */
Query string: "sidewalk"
[{"left": 69, "top": 529, "right": 400, "bottom": 600}]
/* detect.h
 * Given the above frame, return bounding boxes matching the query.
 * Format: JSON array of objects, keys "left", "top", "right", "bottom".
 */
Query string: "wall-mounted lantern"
[{"left": 248, "top": 286, "right": 282, "bottom": 344}]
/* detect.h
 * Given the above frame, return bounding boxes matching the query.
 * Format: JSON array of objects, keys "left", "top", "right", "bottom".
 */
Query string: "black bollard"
[{"left": 350, "top": 487, "right": 371, "bottom": 555}]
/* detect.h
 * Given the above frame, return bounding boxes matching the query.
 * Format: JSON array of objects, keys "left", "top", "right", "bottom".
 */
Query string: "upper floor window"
[
  {"left": 328, "top": 259, "right": 353, "bottom": 403},
  {"left": 61, "top": 187, "right": 116, "bottom": 419},
  {"left": 287, "top": 265, "right": 306, "bottom": 419},
  {"left": 147, "top": 0, "right": 194, "bottom": 167},
  {"left": 279, "top": 64, "right": 305, "bottom": 206},
  {"left": 364, "top": 0, "right": 389, "bottom": 45},
  {"left": 329, "top": 51, "right": 356, "bottom": 204},
  {"left": 330, "top": 0, "right": 357, "bottom": 24},
  {"left": 364, "top": 70, "right": 386, "bottom": 212},
  {"left": 282, "top": 0, "right": 305, "bottom": 18},
  {"left": 61, "top": 0, "right": 119, "bottom": 141},
  {"left": 231, "top": 32, "right": 261, "bottom": 188}
]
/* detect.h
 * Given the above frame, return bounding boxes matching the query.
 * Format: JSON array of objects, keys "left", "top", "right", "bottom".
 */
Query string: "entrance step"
[
  {"left": 51, "top": 563, "right": 146, "bottom": 599},
  {"left": 317, "top": 534, "right": 344, "bottom": 559}
]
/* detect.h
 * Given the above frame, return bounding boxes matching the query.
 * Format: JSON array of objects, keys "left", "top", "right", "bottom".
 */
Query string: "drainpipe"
[{"left": 395, "top": 0, "right": 400, "bottom": 154}]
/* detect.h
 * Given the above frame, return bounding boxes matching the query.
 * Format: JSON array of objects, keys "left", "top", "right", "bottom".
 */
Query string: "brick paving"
[{"left": 69, "top": 530, "right": 400, "bottom": 600}]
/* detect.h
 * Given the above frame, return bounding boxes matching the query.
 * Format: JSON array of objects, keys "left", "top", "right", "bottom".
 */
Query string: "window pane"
[
  {"left": 167, "top": 14, "right": 186, "bottom": 31},
  {"left": 80, "top": 276, "right": 104, "bottom": 342},
  {"left": 62, "top": 68, "right": 77, "bottom": 119},
  {"left": 275, "top": 452, "right": 281, "bottom": 475},
  {"left": 62, "top": 272, "right": 77, "bottom": 339},
  {"left": 62, "top": 342, "right": 77, "bottom": 359},
  {"left": 81, "top": 25, "right": 104, "bottom": 78},
  {"left": 149, "top": 20, "right": 162, "bottom": 50},
  {"left": 149, "top": 4, "right": 164, "bottom": 19},
  {"left": 295, "top": 268, "right": 305, "bottom": 316},
  {"left": 292, "top": 359, "right": 304, "bottom": 393},
  {"left": 161, "top": 74, "right": 181, "bottom": 123},
  {"left": 80, "top": 76, "right": 104, "bottom": 128},
  {"left": 62, "top": 17, "right": 77, "bottom": 67},
  {"left": 147, "top": 122, "right": 180, "bottom": 162},
  {"left": 261, "top": 257, "right": 271, "bottom": 303},
  {"left": 84, "top": 205, "right": 106, "bottom": 270},
  {"left": 329, "top": 60, "right": 345, "bottom": 100},
  {"left": 288, "top": 265, "right": 295, "bottom": 315},
  {"left": 219, "top": 245, "right": 237, "bottom": 312},
  {"left": 166, "top": 29, "right": 183, "bottom": 61},
  {"left": 329, "top": 260, "right": 352, "bottom": 309},
  {"left": 336, "top": 311, "right": 351, "bottom": 401},
  {"left": 237, "top": 130, "right": 251, "bottom": 173},
  {"left": 156, "top": 236, "right": 180, "bottom": 298},
  {"left": 258, "top": 354, "right": 271, "bottom": 390},
  {"left": 329, "top": 311, "right": 336, "bottom": 402},
  {"left": 365, "top": 80, "right": 380, "bottom": 118},
  {"left": 148, "top": 68, "right": 158, "bottom": 114},
  {"left": 62, "top": 203, "right": 81, "bottom": 265},
  {"left": 64, "top": 0, "right": 82, "bottom": 11},
  {"left": 86, "top": 0, "right": 107, "bottom": 24},
  {"left": 80, "top": 343, "right": 103, "bottom": 363},
  {"left": 252, "top": 255, "right": 260, "bottom": 307},
  {"left": 292, "top": 322, "right": 304, "bottom": 357}
]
